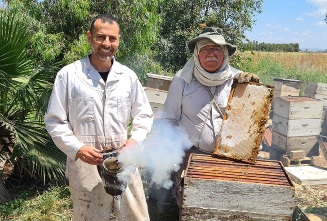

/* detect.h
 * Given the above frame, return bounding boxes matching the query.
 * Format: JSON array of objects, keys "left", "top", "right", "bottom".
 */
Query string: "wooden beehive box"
[
  {"left": 272, "top": 97, "right": 323, "bottom": 137},
  {"left": 146, "top": 73, "right": 173, "bottom": 91},
  {"left": 144, "top": 73, "right": 172, "bottom": 117},
  {"left": 144, "top": 88, "right": 168, "bottom": 105},
  {"left": 181, "top": 154, "right": 295, "bottom": 221},
  {"left": 273, "top": 96, "right": 324, "bottom": 120},
  {"left": 305, "top": 81, "right": 327, "bottom": 96},
  {"left": 273, "top": 78, "right": 302, "bottom": 97},
  {"left": 322, "top": 110, "right": 327, "bottom": 136},
  {"left": 304, "top": 81, "right": 327, "bottom": 136},
  {"left": 214, "top": 81, "right": 274, "bottom": 164},
  {"left": 271, "top": 131, "right": 318, "bottom": 156}
]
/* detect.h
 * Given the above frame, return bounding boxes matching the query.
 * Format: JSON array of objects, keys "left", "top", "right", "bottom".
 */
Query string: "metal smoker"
[{"left": 98, "top": 151, "right": 126, "bottom": 196}]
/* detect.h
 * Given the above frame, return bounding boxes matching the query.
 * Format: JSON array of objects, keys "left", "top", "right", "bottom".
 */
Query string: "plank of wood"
[{"left": 285, "top": 166, "right": 327, "bottom": 185}]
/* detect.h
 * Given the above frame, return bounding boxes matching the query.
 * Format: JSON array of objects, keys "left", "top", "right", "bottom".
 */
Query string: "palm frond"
[
  {"left": 0, "top": 181, "right": 13, "bottom": 204},
  {"left": 20, "top": 140, "right": 66, "bottom": 184},
  {"left": 0, "top": 13, "right": 34, "bottom": 80},
  {"left": 12, "top": 122, "right": 49, "bottom": 153},
  {"left": 2, "top": 117, "right": 66, "bottom": 183},
  {"left": 0, "top": 11, "right": 67, "bottom": 185}
]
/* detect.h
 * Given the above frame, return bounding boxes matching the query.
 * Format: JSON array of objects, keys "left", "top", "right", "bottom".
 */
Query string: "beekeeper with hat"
[{"left": 162, "top": 26, "right": 260, "bottom": 209}]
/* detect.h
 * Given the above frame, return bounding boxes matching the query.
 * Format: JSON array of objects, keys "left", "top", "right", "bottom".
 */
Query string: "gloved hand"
[{"left": 234, "top": 72, "right": 260, "bottom": 83}]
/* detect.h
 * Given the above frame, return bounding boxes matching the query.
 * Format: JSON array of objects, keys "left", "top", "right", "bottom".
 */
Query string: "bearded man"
[{"left": 45, "top": 14, "right": 153, "bottom": 221}]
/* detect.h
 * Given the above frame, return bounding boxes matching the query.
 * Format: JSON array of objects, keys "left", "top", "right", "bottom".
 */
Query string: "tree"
[
  {"left": 8, "top": 0, "right": 164, "bottom": 83},
  {"left": 0, "top": 13, "right": 66, "bottom": 199},
  {"left": 3, "top": 0, "right": 90, "bottom": 66},
  {"left": 155, "top": 0, "right": 263, "bottom": 72},
  {"left": 0, "top": 0, "right": 164, "bottom": 194},
  {"left": 89, "top": 0, "right": 164, "bottom": 83}
]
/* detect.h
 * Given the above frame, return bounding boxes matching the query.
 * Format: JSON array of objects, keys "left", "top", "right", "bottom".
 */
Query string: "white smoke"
[{"left": 118, "top": 119, "right": 192, "bottom": 189}]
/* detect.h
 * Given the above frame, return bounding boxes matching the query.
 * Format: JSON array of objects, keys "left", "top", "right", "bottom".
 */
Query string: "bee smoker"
[{"left": 98, "top": 151, "right": 126, "bottom": 196}]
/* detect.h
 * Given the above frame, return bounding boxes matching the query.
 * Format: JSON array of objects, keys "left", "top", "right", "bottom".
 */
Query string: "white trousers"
[{"left": 69, "top": 170, "right": 149, "bottom": 221}]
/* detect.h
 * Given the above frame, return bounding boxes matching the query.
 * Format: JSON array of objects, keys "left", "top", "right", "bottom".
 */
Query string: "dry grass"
[
  {"left": 244, "top": 51, "right": 327, "bottom": 73},
  {"left": 239, "top": 51, "right": 327, "bottom": 86}
]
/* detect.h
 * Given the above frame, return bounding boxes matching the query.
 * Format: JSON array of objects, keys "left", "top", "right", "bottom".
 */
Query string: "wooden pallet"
[{"left": 280, "top": 155, "right": 312, "bottom": 167}]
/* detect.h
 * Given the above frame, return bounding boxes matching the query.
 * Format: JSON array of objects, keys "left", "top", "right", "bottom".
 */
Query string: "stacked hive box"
[
  {"left": 273, "top": 78, "right": 303, "bottom": 97},
  {"left": 305, "top": 82, "right": 327, "bottom": 136},
  {"left": 181, "top": 154, "right": 295, "bottom": 221},
  {"left": 272, "top": 96, "right": 324, "bottom": 163},
  {"left": 144, "top": 73, "right": 172, "bottom": 118},
  {"left": 271, "top": 78, "right": 303, "bottom": 116}
]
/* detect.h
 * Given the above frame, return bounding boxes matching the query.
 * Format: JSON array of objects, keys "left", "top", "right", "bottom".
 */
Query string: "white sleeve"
[
  {"left": 44, "top": 71, "right": 84, "bottom": 160},
  {"left": 129, "top": 79, "right": 154, "bottom": 144},
  {"left": 161, "top": 75, "right": 185, "bottom": 125}
]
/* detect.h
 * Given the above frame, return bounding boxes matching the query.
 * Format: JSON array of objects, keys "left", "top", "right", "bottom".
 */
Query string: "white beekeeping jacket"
[
  {"left": 162, "top": 66, "right": 241, "bottom": 153},
  {"left": 44, "top": 54, "right": 153, "bottom": 191}
]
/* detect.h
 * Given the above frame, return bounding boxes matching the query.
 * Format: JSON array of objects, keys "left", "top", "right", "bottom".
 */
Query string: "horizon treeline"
[{"left": 244, "top": 41, "right": 300, "bottom": 52}]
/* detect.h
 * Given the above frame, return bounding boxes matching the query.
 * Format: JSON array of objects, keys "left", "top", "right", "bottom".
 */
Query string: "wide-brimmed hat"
[{"left": 188, "top": 27, "right": 237, "bottom": 56}]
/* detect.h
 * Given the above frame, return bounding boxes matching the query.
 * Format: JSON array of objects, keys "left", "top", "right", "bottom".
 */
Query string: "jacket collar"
[{"left": 83, "top": 53, "right": 123, "bottom": 83}]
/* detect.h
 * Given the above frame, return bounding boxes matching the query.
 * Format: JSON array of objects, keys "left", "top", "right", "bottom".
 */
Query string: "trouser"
[{"left": 69, "top": 169, "right": 149, "bottom": 221}]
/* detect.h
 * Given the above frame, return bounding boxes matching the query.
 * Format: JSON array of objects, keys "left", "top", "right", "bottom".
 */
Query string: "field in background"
[
  {"left": 1, "top": 51, "right": 327, "bottom": 220},
  {"left": 240, "top": 51, "right": 327, "bottom": 91}
]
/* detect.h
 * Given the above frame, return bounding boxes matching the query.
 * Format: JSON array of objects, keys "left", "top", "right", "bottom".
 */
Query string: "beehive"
[
  {"left": 181, "top": 154, "right": 295, "bottom": 221},
  {"left": 271, "top": 131, "right": 319, "bottom": 156},
  {"left": 273, "top": 78, "right": 303, "bottom": 97},
  {"left": 305, "top": 81, "right": 327, "bottom": 135},
  {"left": 305, "top": 82, "right": 327, "bottom": 96},
  {"left": 322, "top": 110, "right": 327, "bottom": 136},
  {"left": 144, "top": 88, "right": 167, "bottom": 115},
  {"left": 272, "top": 96, "right": 324, "bottom": 158},
  {"left": 146, "top": 73, "right": 173, "bottom": 91},
  {"left": 144, "top": 73, "right": 173, "bottom": 117},
  {"left": 214, "top": 81, "right": 274, "bottom": 163}
]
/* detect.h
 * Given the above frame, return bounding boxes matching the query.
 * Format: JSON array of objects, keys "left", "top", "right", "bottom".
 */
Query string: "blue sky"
[
  {"left": 246, "top": 0, "right": 327, "bottom": 50},
  {"left": 1, "top": 0, "right": 326, "bottom": 50}
]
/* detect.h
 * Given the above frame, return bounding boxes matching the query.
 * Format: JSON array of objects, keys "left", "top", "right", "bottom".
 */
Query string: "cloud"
[
  {"left": 315, "top": 21, "right": 327, "bottom": 27},
  {"left": 295, "top": 29, "right": 312, "bottom": 36},
  {"left": 295, "top": 17, "right": 304, "bottom": 21},
  {"left": 265, "top": 23, "right": 281, "bottom": 29},
  {"left": 306, "top": 0, "right": 327, "bottom": 16}
]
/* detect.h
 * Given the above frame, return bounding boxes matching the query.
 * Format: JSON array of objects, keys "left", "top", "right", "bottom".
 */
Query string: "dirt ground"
[{"left": 294, "top": 183, "right": 327, "bottom": 220}]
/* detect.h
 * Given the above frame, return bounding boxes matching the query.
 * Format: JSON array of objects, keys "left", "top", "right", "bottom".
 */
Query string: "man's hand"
[
  {"left": 119, "top": 139, "right": 138, "bottom": 152},
  {"left": 75, "top": 145, "right": 103, "bottom": 165},
  {"left": 234, "top": 72, "right": 260, "bottom": 83}
]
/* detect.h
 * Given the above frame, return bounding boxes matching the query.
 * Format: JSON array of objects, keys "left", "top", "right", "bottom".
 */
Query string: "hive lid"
[
  {"left": 213, "top": 81, "right": 274, "bottom": 163},
  {"left": 273, "top": 78, "right": 303, "bottom": 83}
]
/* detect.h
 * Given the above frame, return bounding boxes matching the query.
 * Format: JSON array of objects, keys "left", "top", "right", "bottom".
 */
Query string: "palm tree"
[{"left": 0, "top": 13, "right": 66, "bottom": 203}]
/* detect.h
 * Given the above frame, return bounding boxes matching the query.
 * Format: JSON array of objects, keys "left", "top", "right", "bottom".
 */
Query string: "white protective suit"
[
  {"left": 162, "top": 66, "right": 241, "bottom": 153},
  {"left": 44, "top": 54, "right": 153, "bottom": 221}
]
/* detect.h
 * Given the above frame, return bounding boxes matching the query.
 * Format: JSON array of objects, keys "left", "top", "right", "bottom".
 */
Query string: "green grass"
[{"left": 0, "top": 185, "right": 73, "bottom": 221}]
